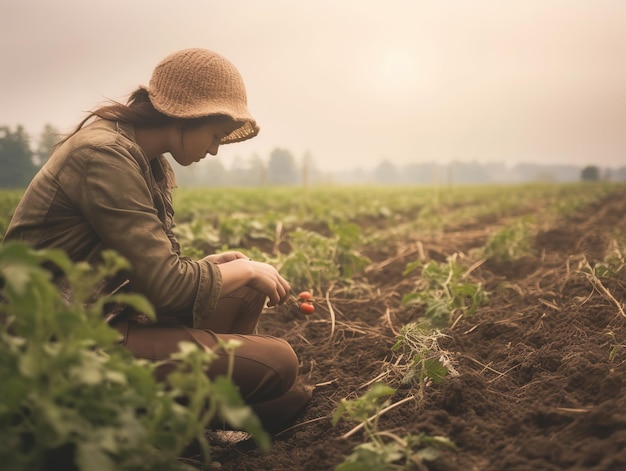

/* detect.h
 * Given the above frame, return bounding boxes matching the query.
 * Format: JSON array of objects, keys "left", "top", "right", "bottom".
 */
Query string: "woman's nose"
[{"left": 207, "top": 142, "right": 220, "bottom": 156}]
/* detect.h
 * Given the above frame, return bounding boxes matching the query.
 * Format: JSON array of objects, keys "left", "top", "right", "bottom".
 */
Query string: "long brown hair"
[
  {"left": 54, "top": 88, "right": 191, "bottom": 188},
  {"left": 57, "top": 88, "right": 227, "bottom": 148},
  {"left": 57, "top": 88, "right": 173, "bottom": 147}
]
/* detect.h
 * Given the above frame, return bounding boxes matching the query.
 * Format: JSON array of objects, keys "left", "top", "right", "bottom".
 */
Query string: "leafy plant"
[
  {"left": 0, "top": 242, "right": 269, "bottom": 471},
  {"left": 607, "top": 330, "right": 625, "bottom": 363},
  {"left": 592, "top": 238, "right": 626, "bottom": 278},
  {"left": 330, "top": 220, "right": 371, "bottom": 279},
  {"left": 173, "top": 217, "right": 221, "bottom": 258},
  {"left": 0, "top": 190, "right": 22, "bottom": 242},
  {"left": 402, "top": 253, "right": 488, "bottom": 327},
  {"left": 481, "top": 217, "right": 535, "bottom": 262},
  {"left": 278, "top": 223, "right": 370, "bottom": 293},
  {"left": 390, "top": 323, "right": 458, "bottom": 402},
  {"left": 331, "top": 383, "right": 455, "bottom": 471},
  {"left": 577, "top": 240, "right": 626, "bottom": 320},
  {"left": 278, "top": 229, "right": 340, "bottom": 293}
]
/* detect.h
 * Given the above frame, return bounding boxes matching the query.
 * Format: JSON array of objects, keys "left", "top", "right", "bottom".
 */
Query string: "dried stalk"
[
  {"left": 326, "top": 288, "right": 336, "bottom": 341},
  {"left": 580, "top": 258, "right": 626, "bottom": 318},
  {"left": 340, "top": 395, "right": 415, "bottom": 440},
  {"left": 384, "top": 306, "right": 399, "bottom": 336},
  {"left": 274, "top": 416, "right": 329, "bottom": 437}
]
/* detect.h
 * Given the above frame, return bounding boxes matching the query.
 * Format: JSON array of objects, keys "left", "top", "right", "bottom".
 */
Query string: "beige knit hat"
[{"left": 142, "top": 48, "right": 259, "bottom": 144}]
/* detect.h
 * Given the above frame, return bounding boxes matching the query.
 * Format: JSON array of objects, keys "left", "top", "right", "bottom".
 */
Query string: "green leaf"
[
  {"left": 212, "top": 376, "right": 271, "bottom": 452},
  {"left": 402, "top": 259, "right": 423, "bottom": 276},
  {"left": 102, "top": 293, "right": 156, "bottom": 321},
  {"left": 423, "top": 358, "right": 449, "bottom": 384},
  {"left": 76, "top": 441, "right": 117, "bottom": 471}
]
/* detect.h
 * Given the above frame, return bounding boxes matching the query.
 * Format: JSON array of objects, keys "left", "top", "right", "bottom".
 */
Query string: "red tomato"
[
  {"left": 299, "top": 302, "right": 315, "bottom": 315},
  {"left": 298, "top": 291, "right": 313, "bottom": 301}
]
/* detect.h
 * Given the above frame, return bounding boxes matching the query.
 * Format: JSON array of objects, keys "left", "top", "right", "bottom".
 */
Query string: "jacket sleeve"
[{"left": 75, "top": 144, "right": 222, "bottom": 325}]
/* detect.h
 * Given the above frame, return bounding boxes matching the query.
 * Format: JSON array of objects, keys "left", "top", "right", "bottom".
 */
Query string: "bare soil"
[{"left": 192, "top": 188, "right": 626, "bottom": 471}]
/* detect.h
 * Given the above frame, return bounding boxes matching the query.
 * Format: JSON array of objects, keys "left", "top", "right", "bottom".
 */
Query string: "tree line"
[
  {"left": 0, "top": 124, "right": 323, "bottom": 188},
  {"left": 1, "top": 123, "right": 624, "bottom": 188},
  {"left": 0, "top": 124, "right": 59, "bottom": 187}
]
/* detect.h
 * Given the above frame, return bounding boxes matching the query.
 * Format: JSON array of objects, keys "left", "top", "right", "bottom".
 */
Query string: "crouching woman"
[{"left": 3, "top": 48, "right": 312, "bottom": 434}]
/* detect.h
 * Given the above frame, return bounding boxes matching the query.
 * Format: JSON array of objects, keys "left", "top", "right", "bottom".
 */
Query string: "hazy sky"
[{"left": 2, "top": 0, "right": 625, "bottom": 171}]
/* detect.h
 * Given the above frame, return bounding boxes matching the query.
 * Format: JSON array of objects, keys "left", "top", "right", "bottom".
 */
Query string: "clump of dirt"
[{"left": 190, "top": 188, "right": 626, "bottom": 471}]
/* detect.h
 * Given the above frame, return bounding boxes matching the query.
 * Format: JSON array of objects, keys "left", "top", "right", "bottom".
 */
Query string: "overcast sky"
[{"left": 2, "top": 0, "right": 625, "bottom": 171}]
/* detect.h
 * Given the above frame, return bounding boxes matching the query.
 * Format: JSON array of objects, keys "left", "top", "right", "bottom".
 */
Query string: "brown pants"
[{"left": 113, "top": 287, "right": 312, "bottom": 433}]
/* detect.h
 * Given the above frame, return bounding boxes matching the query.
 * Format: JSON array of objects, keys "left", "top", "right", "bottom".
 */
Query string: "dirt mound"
[{"left": 197, "top": 188, "right": 626, "bottom": 471}]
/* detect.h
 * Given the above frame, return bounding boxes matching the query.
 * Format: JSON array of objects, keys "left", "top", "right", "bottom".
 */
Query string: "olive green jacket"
[{"left": 4, "top": 120, "right": 222, "bottom": 326}]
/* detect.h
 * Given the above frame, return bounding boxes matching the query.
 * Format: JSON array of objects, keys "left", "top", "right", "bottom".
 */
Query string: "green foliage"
[
  {"left": 592, "top": 238, "right": 626, "bottom": 278},
  {"left": 402, "top": 254, "right": 488, "bottom": 328},
  {"left": 218, "top": 216, "right": 274, "bottom": 247},
  {"left": 482, "top": 217, "right": 535, "bottom": 262},
  {"left": 0, "top": 126, "right": 37, "bottom": 188},
  {"left": 279, "top": 229, "right": 340, "bottom": 292},
  {"left": 35, "top": 124, "right": 61, "bottom": 166},
  {"left": 580, "top": 165, "right": 600, "bottom": 182},
  {"left": 330, "top": 220, "right": 372, "bottom": 279},
  {"left": 174, "top": 213, "right": 279, "bottom": 260},
  {"left": 171, "top": 216, "right": 221, "bottom": 259},
  {"left": 332, "top": 383, "right": 396, "bottom": 428},
  {"left": 334, "top": 432, "right": 456, "bottom": 471},
  {"left": 0, "top": 190, "right": 23, "bottom": 241},
  {"left": 166, "top": 183, "right": 623, "bottom": 263},
  {"left": 331, "top": 383, "right": 455, "bottom": 471},
  {"left": 0, "top": 242, "right": 269, "bottom": 471},
  {"left": 279, "top": 221, "right": 370, "bottom": 293}
]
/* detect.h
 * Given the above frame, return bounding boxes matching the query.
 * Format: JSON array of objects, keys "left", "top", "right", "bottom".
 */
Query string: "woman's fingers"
[
  {"left": 264, "top": 273, "right": 290, "bottom": 307},
  {"left": 250, "top": 261, "right": 290, "bottom": 306},
  {"left": 273, "top": 277, "right": 291, "bottom": 306}
]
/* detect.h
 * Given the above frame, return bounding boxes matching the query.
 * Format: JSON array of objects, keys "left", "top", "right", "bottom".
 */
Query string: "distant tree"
[
  {"left": 35, "top": 124, "right": 61, "bottom": 166},
  {"left": 302, "top": 150, "right": 316, "bottom": 188},
  {"left": 267, "top": 148, "right": 297, "bottom": 185},
  {"left": 0, "top": 125, "right": 36, "bottom": 187},
  {"left": 373, "top": 159, "right": 398, "bottom": 184},
  {"left": 401, "top": 162, "right": 438, "bottom": 184},
  {"left": 202, "top": 159, "right": 226, "bottom": 186},
  {"left": 248, "top": 153, "right": 267, "bottom": 186},
  {"left": 534, "top": 171, "right": 556, "bottom": 183},
  {"left": 580, "top": 165, "right": 600, "bottom": 182},
  {"left": 449, "top": 160, "right": 491, "bottom": 184},
  {"left": 227, "top": 154, "right": 263, "bottom": 186}
]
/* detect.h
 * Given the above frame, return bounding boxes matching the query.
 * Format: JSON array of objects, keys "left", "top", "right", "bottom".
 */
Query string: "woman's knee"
[
  {"left": 264, "top": 338, "right": 299, "bottom": 394},
  {"left": 225, "top": 335, "right": 300, "bottom": 402}
]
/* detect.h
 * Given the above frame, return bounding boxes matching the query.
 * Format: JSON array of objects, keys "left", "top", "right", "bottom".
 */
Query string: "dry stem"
[
  {"left": 580, "top": 258, "right": 626, "bottom": 318},
  {"left": 339, "top": 395, "right": 415, "bottom": 440},
  {"left": 326, "top": 288, "right": 337, "bottom": 341}
]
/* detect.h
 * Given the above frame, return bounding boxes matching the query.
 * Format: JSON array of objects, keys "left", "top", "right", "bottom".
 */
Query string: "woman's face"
[{"left": 171, "top": 118, "right": 242, "bottom": 166}]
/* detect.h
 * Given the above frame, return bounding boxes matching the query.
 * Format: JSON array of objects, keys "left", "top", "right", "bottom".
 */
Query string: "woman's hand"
[
  {"left": 214, "top": 258, "right": 291, "bottom": 307},
  {"left": 205, "top": 251, "right": 249, "bottom": 264},
  {"left": 247, "top": 260, "right": 291, "bottom": 307}
]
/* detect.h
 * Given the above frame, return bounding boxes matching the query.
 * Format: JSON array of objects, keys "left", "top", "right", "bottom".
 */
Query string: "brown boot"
[{"left": 251, "top": 380, "right": 315, "bottom": 434}]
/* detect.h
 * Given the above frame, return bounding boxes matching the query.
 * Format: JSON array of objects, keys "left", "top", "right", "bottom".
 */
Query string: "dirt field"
[{"left": 192, "top": 188, "right": 626, "bottom": 471}]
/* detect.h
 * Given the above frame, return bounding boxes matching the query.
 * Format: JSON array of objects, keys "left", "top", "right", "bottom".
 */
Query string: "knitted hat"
[{"left": 141, "top": 48, "right": 259, "bottom": 144}]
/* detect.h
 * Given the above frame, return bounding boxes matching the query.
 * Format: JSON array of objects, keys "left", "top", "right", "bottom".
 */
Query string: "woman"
[{"left": 3, "top": 48, "right": 312, "bottom": 433}]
